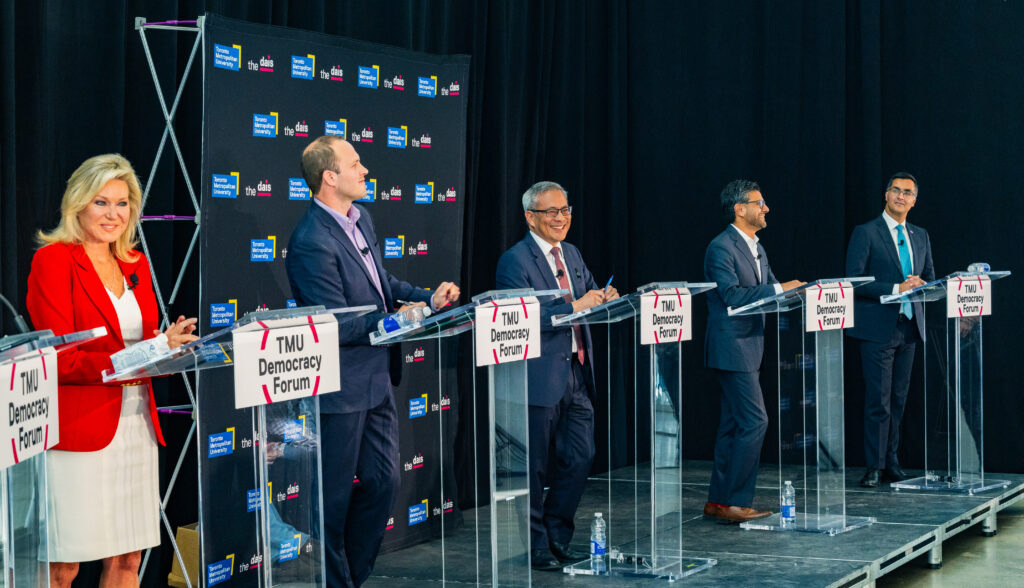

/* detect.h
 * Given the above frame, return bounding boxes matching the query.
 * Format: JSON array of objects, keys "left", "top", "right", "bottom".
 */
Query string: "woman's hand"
[{"left": 155, "top": 315, "right": 199, "bottom": 349}]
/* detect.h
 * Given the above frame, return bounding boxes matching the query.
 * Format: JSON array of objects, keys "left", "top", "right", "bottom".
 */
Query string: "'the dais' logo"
[
  {"left": 410, "top": 133, "right": 431, "bottom": 148},
  {"left": 248, "top": 54, "right": 275, "bottom": 72},
  {"left": 290, "top": 54, "right": 315, "bottom": 79},
  {"left": 384, "top": 236, "right": 404, "bottom": 259},
  {"left": 405, "top": 346, "right": 426, "bottom": 364},
  {"left": 289, "top": 178, "right": 311, "bottom": 200},
  {"left": 252, "top": 112, "right": 278, "bottom": 138},
  {"left": 284, "top": 120, "right": 309, "bottom": 137},
  {"left": 212, "top": 172, "right": 239, "bottom": 198},
  {"left": 250, "top": 236, "right": 276, "bottom": 262},
  {"left": 437, "top": 186, "right": 458, "bottom": 203},
  {"left": 381, "top": 184, "right": 402, "bottom": 201},
  {"left": 383, "top": 74, "right": 405, "bottom": 90},
  {"left": 403, "top": 453, "right": 424, "bottom": 472},
  {"left": 213, "top": 44, "right": 241, "bottom": 71},
  {"left": 352, "top": 126, "right": 374, "bottom": 143},
  {"left": 358, "top": 65, "right": 380, "bottom": 89},
  {"left": 319, "top": 64, "right": 343, "bottom": 81},
  {"left": 324, "top": 119, "right": 347, "bottom": 137},
  {"left": 418, "top": 76, "right": 437, "bottom": 97},
  {"left": 408, "top": 239, "right": 429, "bottom": 256},
  {"left": 440, "top": 80, "right": 460, "bottom": 96}
]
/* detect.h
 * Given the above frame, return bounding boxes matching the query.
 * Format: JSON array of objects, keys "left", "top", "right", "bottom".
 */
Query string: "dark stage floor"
[{"left": 366, "top": 461, "right": 1024, "bottom": 587}]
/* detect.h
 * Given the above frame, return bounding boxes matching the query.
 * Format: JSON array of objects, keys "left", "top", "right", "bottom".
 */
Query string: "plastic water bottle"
[
  {"left": 376, "top": 306, "right": 429, "bottom": 336},
  {"left": 590, "top": 512, "right": 607, "bottom": 572},
  {"left": 967, "top": 262, "right": 990, "bottom": 273},
  {"left": 781, "top": 481, "right": 796, "bottom": 528}
]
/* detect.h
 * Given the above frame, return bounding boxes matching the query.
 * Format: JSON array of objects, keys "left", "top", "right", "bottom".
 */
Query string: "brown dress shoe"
[
  {"left": 702, "top": 502, "right": 721, "bottom": 519},
  {"left": 715, "top": 506, "right": 772, "bottom": 524}
]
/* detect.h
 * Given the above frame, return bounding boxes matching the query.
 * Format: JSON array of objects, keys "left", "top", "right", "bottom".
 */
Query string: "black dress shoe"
[
  {"left": 530, "top": 549, "right": 562, "bottom": 571},
  {"left": 884, "top": 466, "right": 909, "bottom": 482},
  {"left": 550, "top": 541, "right": 588, "bottom": 564},
  {"left": 860, "top": 469, "right": 881, "bottom": 488}
]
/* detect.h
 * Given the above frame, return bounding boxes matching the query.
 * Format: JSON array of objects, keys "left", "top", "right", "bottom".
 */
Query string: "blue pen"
[{"left": 604, "top": 275, "right": 614, "bottom": 292}]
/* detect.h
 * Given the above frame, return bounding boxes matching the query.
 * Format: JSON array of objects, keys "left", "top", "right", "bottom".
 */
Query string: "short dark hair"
[
  {"left": 720, "top": 179, "right": 760, "bottom": 223},
  {"left": 886, "top": 171, "right": 918, "bottom": 193},
  {"left": 301, "top": 135, "right": 343, "bottom": 196}
]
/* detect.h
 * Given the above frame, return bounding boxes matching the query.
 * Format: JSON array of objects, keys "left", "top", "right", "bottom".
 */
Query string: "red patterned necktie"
[{"left": 551, "top": 246, "right": 585, "bottom": 364}]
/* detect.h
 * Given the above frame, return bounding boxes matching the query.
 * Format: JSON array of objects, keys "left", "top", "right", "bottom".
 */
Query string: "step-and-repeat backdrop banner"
[{"left": 198, "top": 13, "right": 468, "bottom": 586}]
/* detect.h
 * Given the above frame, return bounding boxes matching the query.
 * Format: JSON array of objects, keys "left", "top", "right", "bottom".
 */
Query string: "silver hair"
[{"left": 521, "top": 181, "right": 567, "bottom": 212}]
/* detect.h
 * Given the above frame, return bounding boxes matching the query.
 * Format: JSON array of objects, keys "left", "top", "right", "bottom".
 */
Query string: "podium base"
[
  {"left": 563, "top": 553, "right": 717, "bottom": 581},
  {"left": 740, "top": 513, "right": 876, "bottom": 535},
  {"left": 891, "top": 475, "right": 1011, "bottom": 495}
]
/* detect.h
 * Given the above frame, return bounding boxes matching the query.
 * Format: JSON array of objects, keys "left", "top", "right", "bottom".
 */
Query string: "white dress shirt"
[
  {"left": 730, "top": 225, "right": 783, "bottom": 295},
  {"left": 530, "top": 230, "right": 578, "bottom": 351},
  {"left": 882, "top": 211, "right": 914, "bottom": 295}
]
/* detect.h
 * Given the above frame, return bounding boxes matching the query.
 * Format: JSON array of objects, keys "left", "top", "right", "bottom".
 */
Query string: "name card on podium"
[
  {"left": 805, "top": 282, "right": 854, "bottom": 332},
  {"left": 639, "top": 288, "right": 692, "bottom": 345},
  {"left": 947, "top": 275, "right": 991, "bottom": 317},
  {"left": 233, "top": 314, "right": 340, "bottom": 408},
  {"left": 0, "top": 348, "right": 59, "bottom": 468},
  {"left": 474, "top": 296, "right": 540, "bottom": 366}
]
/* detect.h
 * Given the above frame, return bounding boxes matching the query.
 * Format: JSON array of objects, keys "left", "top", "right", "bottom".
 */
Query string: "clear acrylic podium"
[
  {"left": 369, "top": 289, "right": 563, "bottom": 587},
  {"left": 552, "top": 282, "right": 718, "bottom": 580},
  {"left": 729, "top": 278, "right": 877, "bottom": 535},
  {"left": 881, "top": 270, "right": 1011, "bottom": 494},
  {"left": 0, "top": 326, "right": 107, "bottom": 587},
  {"left": 103, "top": 306, "right": 371, "bottom": 588}
]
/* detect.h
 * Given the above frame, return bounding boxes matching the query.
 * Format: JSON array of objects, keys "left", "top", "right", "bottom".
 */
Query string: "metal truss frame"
[{"left": 133, "top": 16, "right": 205, "bottom": 588}]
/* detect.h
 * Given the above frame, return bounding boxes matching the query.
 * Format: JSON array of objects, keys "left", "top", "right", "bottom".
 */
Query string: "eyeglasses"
[
  {"left": 888, "top": 187, "right": 917, "bottom": 198},
  {"left": 743, "top": 199, "right": 768, "bottom": 209},
  {"left": 528, "top": 206, "right": 573, "bottom": 219}
]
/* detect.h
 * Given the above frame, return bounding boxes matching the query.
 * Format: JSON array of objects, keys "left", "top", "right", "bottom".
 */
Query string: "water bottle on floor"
[
  {"left": 590, "top": 512, "right": 607, "bottom": 572},
  {"left": 781, "top": 481, "right": 796, "bottom": 528}
]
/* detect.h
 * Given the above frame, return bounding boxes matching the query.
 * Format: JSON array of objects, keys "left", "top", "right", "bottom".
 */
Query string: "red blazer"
[{"left": 25, "top": 242, "right": 166, "bottom": 451}]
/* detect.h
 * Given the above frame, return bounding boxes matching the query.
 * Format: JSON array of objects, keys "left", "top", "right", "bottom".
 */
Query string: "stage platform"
[{"left": 366, "top": 460, "right": 1024, "bottom": 587}]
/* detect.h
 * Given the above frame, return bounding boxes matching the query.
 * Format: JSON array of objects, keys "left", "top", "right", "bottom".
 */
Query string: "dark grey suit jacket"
[{"left": 704, "top": 226, "right": 779, "bottom": 372}]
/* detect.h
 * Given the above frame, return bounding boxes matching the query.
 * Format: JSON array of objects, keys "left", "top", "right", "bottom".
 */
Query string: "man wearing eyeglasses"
[
  {"left": 495, "top": 181, "right": 618, "bottom": 570},
  {"left": 845, "top": 172, "right": 934, "bottom": 488},
  {"left": 703, "top": 180, "right": 804, "bottom": 523}
]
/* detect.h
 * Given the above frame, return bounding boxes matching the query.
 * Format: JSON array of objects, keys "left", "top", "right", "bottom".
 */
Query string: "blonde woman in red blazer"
[{"left": 26, "top": 154, "right": 196, "bottom": 588}]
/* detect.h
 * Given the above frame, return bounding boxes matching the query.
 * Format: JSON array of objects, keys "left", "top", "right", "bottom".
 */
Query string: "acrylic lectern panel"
[
  {"left": 883, "top": 271, "right": 1011, "bottom": 494},
  {"left": 731, "top": 278, "right": 876, "bottom": 534},
  {"left": 555, "top": 282, "right": 718, "bottom": 580},
  {"left": 369, "top": 289, "right": 563, "bottom": 587},
  {"left": 0, "top": 327, "right": 107, "bottom": 587}
]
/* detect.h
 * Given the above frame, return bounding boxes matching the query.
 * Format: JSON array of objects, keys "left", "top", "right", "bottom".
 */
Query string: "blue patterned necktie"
[{"left": 896, "top": 224, "right": 913, "bottom": 319}]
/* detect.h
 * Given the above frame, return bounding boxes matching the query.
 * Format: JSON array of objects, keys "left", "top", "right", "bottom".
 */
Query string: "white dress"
[{"left": 46, "top": 279, "right": 161, "bottom": 562}]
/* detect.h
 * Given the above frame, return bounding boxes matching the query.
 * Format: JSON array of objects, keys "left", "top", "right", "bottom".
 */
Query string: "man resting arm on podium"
[
  {"left": 845, "top": 171, "right": 934, "bottom": 489},
  {"left": 285, "top": 136, "right": 458, "bottom": 587},
  {"left": 703, "top": 179, "right": 804, "bottom": 524},
  {"left": 495, "top": 181, "right": 618, "bottom": 571}
]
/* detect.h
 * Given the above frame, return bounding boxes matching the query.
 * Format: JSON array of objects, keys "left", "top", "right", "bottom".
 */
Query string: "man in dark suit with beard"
[{"left": 702, "top": 179, "right": 804, "bottom": 523}]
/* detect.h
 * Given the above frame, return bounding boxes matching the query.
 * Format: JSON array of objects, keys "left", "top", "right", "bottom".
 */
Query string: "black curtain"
[{"left": 3, "top": 1, "right": 1023, "bottom": 586}]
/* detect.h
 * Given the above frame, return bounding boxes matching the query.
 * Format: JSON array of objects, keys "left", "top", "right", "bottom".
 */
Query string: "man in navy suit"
[
  {"left": 846, "top": 172, "right": 934, "bottom": 488},
  {"left": 286, "top": 136, "right": 460, "bottom": 587},
  {"left": 703, "top": 180, "right": 804, "bottom": 523},
  {"left": 495, "top": 181, "right": 618, "bottom": 570}
]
